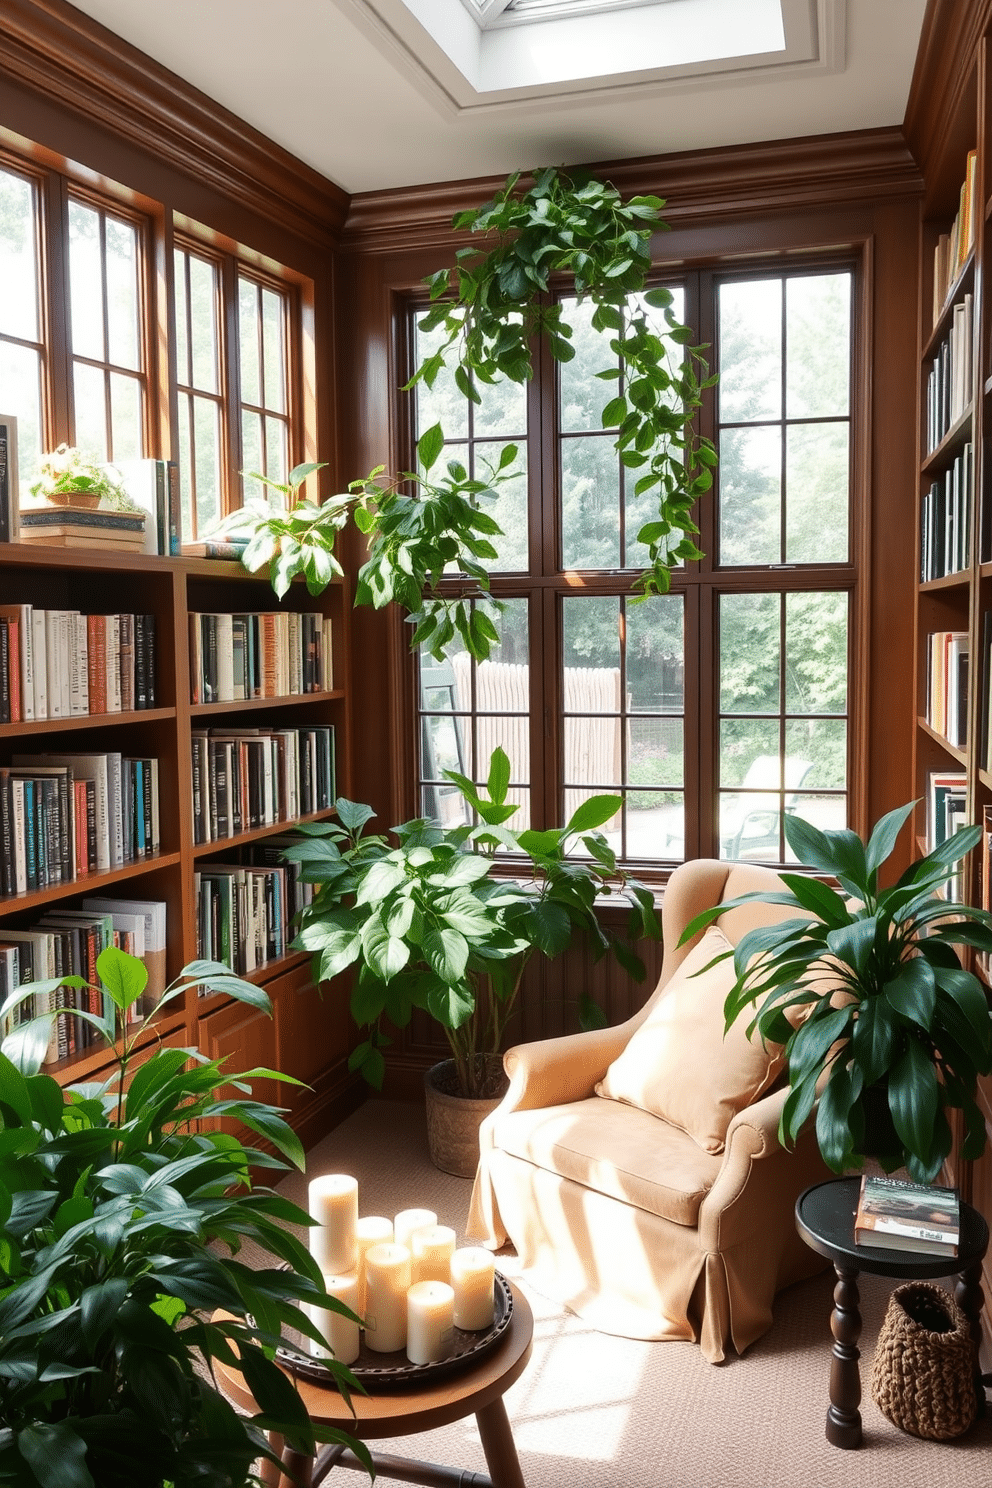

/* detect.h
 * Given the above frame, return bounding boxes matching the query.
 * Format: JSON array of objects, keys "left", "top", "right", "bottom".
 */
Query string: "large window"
[
  {"left": 0, "top": 149, "right": 301, "bottom": 536},
  {"left": 413, "top": 261, "right": 856, "bottom": 868}
]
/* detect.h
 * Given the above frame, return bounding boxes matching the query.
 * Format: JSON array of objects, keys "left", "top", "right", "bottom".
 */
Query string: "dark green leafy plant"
[
  {"left": 0, "top": 948, "right": 368, "bottom": 1488},
  {"left": 680, "top": 802, "right": 992, "bottom": 1184},
  {"left": 285, "top": 747, "right": 661, "bottom": 1098}
]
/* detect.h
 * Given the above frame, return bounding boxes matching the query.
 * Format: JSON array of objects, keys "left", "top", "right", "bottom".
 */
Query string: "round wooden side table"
[
  {"left": 214, "top": 1282, "right": 534, "bottom": 1488},
  {"left": 795, "top": 1177, "right": 989, "bottom": 1450}
]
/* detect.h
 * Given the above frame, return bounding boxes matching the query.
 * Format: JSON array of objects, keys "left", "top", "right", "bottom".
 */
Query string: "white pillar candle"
[
  {"left": 450, "top": 1247, "right": 496, "bottom": 1330},
  {"left": 411, "top": 1224, "right": 457, "bottom": 1284},
  {"left": 355, "top": 1216, "right": 394, "bottom": 1315},
  {"left": 364, "top": 1242, "right": 412, "bottom": 1353},
  {"left": 394, "top": 1207, "right": 437, "bottom": 1252},
  {"left": 307, "top": 1271, "right": 360, "bottom": 1365},
  {"left": 308, "top": 1174, "right": 358, "bottom": 1275},
  {"left": 406, "top": 1281, "right": 455, "bottom": 1365}
]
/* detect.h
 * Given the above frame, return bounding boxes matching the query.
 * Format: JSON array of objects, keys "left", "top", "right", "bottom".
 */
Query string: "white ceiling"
[{"left": 66, "top": 0, "right": 928, "bottom": 194}]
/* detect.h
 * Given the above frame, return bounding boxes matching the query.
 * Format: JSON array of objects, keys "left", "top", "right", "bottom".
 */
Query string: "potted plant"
[
  {"left": 285, "top": 747, "right": 661, "bottom": 1175},
  {"left": 680, "top": 802, "right": 992, "bottom": 1184},
  {"left": 0, "top": 947, "right": 368, "bottom": 1488},
  {"left": 29, "top": 445, "right": 138, "bottom": 511}
]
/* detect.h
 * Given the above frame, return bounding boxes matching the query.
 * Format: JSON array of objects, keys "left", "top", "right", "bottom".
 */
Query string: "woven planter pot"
[
  {"left": 870, "top": 1281, "right": 979, "bottom": 1440},
  {"left": 423, "top": 1057, "right": 508, "bottom": 1179}
]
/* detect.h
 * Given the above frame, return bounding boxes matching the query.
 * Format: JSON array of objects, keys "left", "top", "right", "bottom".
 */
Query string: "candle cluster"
[{"left": 305, "top": 1175, "right": 496, "bottom": 1366}]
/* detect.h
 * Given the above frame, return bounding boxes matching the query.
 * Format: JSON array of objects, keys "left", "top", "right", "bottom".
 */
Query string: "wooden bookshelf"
[{"left": 0, "top": 542, "right": 354, "bottom": 1147}]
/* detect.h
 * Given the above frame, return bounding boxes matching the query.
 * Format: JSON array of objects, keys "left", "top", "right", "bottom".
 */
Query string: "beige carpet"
[{"left": 270, "top": 1099, "right": 992, "bottom": 1487}]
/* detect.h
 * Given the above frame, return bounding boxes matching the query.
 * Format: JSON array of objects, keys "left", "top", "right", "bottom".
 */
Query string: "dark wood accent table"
[
  {"left": 795, "top": 1178, "right": 989, "bottom": 1450},
  {"left": 213, "top": 1284, "right": 533, "bottom": 1487}
]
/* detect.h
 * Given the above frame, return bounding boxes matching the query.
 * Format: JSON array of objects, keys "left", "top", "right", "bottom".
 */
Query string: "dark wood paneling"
[
  {"left": 0, "top": 0, "right": 347, "bottom": 247},
  {"left": 905, "top": 0, "right": 990, "bottom": 195}
]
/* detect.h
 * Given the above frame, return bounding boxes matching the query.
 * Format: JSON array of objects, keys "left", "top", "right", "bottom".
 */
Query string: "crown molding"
[
  {"left": 341, "top": 128, "right": 922, "bottom": 252},
  {"left": 903, "top": 0, "right": 989, "bottom": 185},
  {"left": 0, "top": 0, "right": 349, "bottom": 247}
]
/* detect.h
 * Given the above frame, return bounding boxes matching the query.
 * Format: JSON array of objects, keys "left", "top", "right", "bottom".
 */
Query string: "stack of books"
[
  {"left": 17, "top": 506, "right": 147, "bottom": 551},
  {"left": 854, "top": 1175, "right": 960, "bottom": 1256}
]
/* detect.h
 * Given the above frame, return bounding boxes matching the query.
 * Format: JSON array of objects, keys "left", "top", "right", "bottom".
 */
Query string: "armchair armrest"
[{"left": 499, "top": 1021, "right": 634, "bottom": 1116}]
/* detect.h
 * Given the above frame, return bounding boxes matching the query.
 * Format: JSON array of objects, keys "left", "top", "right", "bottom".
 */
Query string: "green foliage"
[
  {"left": 411, "top": 167, "right": 717, "bottom": 603},
  {"left": 0, "top": 949, "right": 368, "bottom": 1488},
  {"left": 679, "top": 802, "right": 992, "bottom": 1184},
  {"left": 285, "top": 747, "right": 661, "bottom": 1097},
  {"left": 213, "top": 167, "right": 717, "bottom": 654}
]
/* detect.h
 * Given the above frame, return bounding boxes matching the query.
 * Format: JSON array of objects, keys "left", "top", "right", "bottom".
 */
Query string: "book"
[
  {"left": 854, "top": 1174, "right": 960, "bottom": 1256},
  {"left": 0, "top": 414, "right": 19, "bottom": 543}
]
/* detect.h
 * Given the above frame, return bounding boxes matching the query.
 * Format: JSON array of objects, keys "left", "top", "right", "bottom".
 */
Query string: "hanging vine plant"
[{"left": 216, "top": 166, "right": 717, "bottom": 659}]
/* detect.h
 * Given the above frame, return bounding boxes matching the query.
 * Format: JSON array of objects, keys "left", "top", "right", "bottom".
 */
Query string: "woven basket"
[{"left": 869, "top": 1281, "right": 978, "bottom": 1440}]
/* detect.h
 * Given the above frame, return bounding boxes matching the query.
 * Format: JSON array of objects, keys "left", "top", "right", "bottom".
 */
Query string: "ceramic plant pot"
[{"left": 423, "top": 1056, "right": 509, "bottom": 1178}]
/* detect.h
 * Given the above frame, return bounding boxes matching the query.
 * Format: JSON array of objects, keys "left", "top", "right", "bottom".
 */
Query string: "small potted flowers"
[{"left": 30, "top": 444, "right": 137, "bottom": 510}]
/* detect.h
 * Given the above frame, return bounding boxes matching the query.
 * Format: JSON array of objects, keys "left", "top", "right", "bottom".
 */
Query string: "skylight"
[{"left": 389, "top": 0, "right": 801, "bottom": 98}]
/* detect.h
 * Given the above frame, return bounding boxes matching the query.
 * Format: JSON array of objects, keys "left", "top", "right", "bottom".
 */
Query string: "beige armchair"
[{"left": 467, "top": 857, "right": 833, "bottom": 1363}]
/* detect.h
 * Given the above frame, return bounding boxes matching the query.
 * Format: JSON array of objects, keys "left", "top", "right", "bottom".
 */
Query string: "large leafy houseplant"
[
  {"left": 285, "top": 748, "right": 661, "bottom": 1099},
  {"left": 215, "top": 166, "right": 715, "bottom": 659},
  {"left": 0, "top": 948, "right": 367, "bottom": 1488},
  {"left": 681, "top": 802, "right": 992, "bottom": 1185}
]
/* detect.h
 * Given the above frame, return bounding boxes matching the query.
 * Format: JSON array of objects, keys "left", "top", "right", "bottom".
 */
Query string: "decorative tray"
[{"left": 276, "top": 1271, "right": 513, "bottom": 1391}]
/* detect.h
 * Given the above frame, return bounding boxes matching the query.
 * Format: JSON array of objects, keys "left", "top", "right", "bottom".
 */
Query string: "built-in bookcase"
[
  {"left": 912, "top": 21, "right": 992, "bottom": 1287},
  {"left": 0, "top": 542, "right": 352, "bottom": 1143}
]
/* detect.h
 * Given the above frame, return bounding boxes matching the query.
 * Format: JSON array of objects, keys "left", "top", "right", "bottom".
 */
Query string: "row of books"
[
  {"left": 855, "top": 1174, "right": 960, "bottom": 1257},
  {"left": 920, "top": 442, "right": 973, "bottom": 581},
  {"left": 191, "top": 725, "right": 335, "bottom": 845},
  {"left": 194, "top": 838, "right": 314, "bottom": 978},
  {"left": 924, "top": 630, "right": 969, "bottom": 747},
  {"left": 0, "top": 605, "right": 157, "bottom": 723},
  {"left": 0, "top": 751, "right": 160, "bottom": 898},
  {"left": 0, "top": 896, "right": 167, "bottom": 1063},
  {"left": 189, "top": 610, "right": 334, "bottom": 705},
  {"left": 932, "top": 148, "right": 977, "bottom": 326},
  {"left": 925, "top": 293, "right": 974, "bottom": 452}
]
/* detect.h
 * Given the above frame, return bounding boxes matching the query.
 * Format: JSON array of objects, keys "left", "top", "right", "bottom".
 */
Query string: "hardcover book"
[{"left": 854, "top": 1174, "right": 960, "bottom": 1256}]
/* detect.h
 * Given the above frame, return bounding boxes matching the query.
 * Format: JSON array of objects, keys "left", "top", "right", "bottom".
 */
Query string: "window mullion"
[{"left": 43, "top": 170, "right": 72, "bottom": 446}]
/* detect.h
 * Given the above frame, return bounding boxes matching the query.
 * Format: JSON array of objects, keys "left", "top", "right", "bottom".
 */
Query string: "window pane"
[
  {"left": 785, "top": 719, "right": 847, "bottom": 789},
  {"left": 242, "top": 409, "right": 264, "bottom": 504},
  {"left": 265, "top": 414, "right": 288, "bottom": 487},
  {"left": 109, "top": 371, "right": 142, "bottom": 461},
  {"left": 719, "top": 425, "right": 781, "bottom": 565},
  {"left": 0, "top": 342, "right": 43, "bottom": 497},
  {"left": 178, "top": 394, "right": 193, "bottom": 541},
  {"left": 720, "top": 718, "right": 780, "bottom": 787},
  {"left": 194, "top": 395, "right": 221, "bottom": 534},
  {"left": 239, "top": 278, "right": 260, "bottom": 405},
  {"left": 720, "top": 593, "right": 780, "bottom": 712},
  {"left": 786, "top": 423, "right": 848, "bottom": 562},
  {"left": 174, "top": 249, "right": 190, "bottom": 382},
  {"left": 561, "top": 436, "right": 621, "bottom": 568},
  {"left": 784, "top": 792, "right": 847, "bottom": 859},
  {"left": 473, "top": 373, "right": 526, "bottom": 437},
  {"left": 718, "top": 279, "right": 782, "bottom": 423},
  {"left": 720, "top": 790, "right": 783, "bottom": 862},
  {"left": 627, "top": 596, "right": 683, "bottom": 712},
  {"left": 189, "top": 256, "right": 219, "bottom": 394},
  {"left": 0, "top": 169, "right": 39, "bottom": 341},
  {"left": 414, "top": 316, "right": 468, "bottom": 440},
  {"left": 563, "top": 595, "right": 620, "bottom": 673},
  {"left": 73, "top": 362, "right": 106, "bottom": 459},
  {"left": 785, "top": 592, "right": 848, "bottom": 713},
  {"left": 476, "top": 439, "right": 527, "bottom": 572},
  {"left": 68, "top": 201, "right": 103, "bottom": 361},
  {"left": 106, "top": 217, "right": 139, "bottom": 371},
  {"left": 630, "top": 715, "right": 683, "bottom": 787},
  {"left": 559, "top": 297, "right": 612, "bottom": 433},
  {"left": 262, "top": 287, "right": 286, "bottom": 413},
  {"left": 787, "top": 273, "right": 851, "bottom": 419}
]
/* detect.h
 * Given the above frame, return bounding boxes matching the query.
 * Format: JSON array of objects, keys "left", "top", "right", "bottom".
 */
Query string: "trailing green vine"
[{"left": 216, "top": 166, "right": 717, "bottom": 657}]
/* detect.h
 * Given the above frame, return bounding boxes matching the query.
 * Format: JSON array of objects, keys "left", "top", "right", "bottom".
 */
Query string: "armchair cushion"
[
  {"left": 492, "top": 1097, "right": 722, "bottom": 1227},
  {"left": 594, "top": 923, "right": 785, "bottom": 1153}
]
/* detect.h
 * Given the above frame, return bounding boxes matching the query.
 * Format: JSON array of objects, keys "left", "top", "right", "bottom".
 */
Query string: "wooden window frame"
[{"left": 408, "top": 247, "right": 867, "bottom": 876}]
